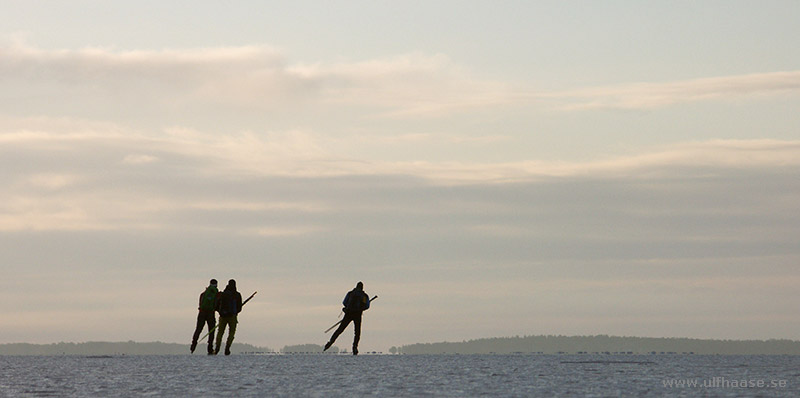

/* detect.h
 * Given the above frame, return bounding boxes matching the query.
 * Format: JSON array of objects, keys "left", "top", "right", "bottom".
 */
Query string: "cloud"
[
  {"left": 2, "top": 118, "right": 799, "bottom": 344},
  {"left": 1, "top": 39, "right": 284, "bottom": 85},
  {"left": 0, "top": 40, "right": 512, "bottom": 119},
  {"left": 542, "top": 71, "right": 800, "bottom": 110},
  {"left": 2, "top": 114, "right": 799, "bottom": 235},
  {"left": 3, "top": 156, "right": 798, "bottom": 343},
  {"left": 26, "top": 173, "right": 81, "bottom": 190},
  {"left": 356, "top": 139, "right": 800, "bottom": 182},
  {"left": 3, "top": 116, "right": 800, "bottom": 182},
  {"left": 4, "top": 40, "right": 798, "bottom": 122},
  {"left": 0, "top": 41, "right": 500, "bottom": 116},
  {"left": 122, "top": 154, "right": 159, "bottom": 164},
  {"left": 292, "top": 52, "right": 512, "bottom": 116}
]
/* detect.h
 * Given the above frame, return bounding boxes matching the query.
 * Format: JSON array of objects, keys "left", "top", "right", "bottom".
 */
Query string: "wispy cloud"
[
  {"left": 4, "top": 40, "right": 798, "bottom": 119},
  {"left": 1, "top": 39, "right": 284, "bottom": 85},
  {"left": 3, "top": 123, "right": 798, "bottom": 345},
  {"left": 540, "top": 71, "right": 800, "bottom": 110},
  {"left": 3, "top": 117, "right": 800, "bottom": 181},
  {"left": 1, "top": 40, "right": 505, "bottom": 117},
  {"left": 2, "top": 114, "right": 799, "bottom": 233}
]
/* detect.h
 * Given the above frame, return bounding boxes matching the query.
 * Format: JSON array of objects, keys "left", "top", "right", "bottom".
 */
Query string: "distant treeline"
[
  {"left": 395, "top": 335, "right": 800, "bottom": 355},
  {"left": 280, "top": 344, "right": 340, "bottom": 354},
  {"left": 0, "top": 341, "right": 274, "bottom": 356}
]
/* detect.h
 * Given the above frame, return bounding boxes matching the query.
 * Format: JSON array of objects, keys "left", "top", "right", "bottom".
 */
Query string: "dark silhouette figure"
[
  {"left": 324, "top": 281, "right": 371, "bottom": 355},
  {"left": 214, "top": 279, "right": 243, "bottom": 355},
  {"left": 191, "top": 279, "right": 219, "bottom": 354}
]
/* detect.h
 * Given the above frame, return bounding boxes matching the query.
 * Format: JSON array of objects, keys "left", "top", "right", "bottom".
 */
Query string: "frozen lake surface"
[{"left": 1, "top": 354, "right": 797, "bottom": 397}]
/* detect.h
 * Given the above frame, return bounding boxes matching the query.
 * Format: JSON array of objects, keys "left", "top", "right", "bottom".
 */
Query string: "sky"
[{"left": 2, "top": 1, "right": 799, "bottom": 352}]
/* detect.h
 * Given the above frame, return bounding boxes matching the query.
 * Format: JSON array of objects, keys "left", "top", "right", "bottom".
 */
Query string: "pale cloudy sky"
[{"left": 2, "top": 1, "right": 799, "bottom": 351}]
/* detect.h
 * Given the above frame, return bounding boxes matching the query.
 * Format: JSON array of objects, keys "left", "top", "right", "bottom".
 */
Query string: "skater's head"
[
  {"left": 356, "top": 281, "right": 363, "bottom": 290},
  {"left": 209, "top": 279, "right": 217, "bottom": 287},
  {"left": 227, "top": 279, "right": 237, "bottom": 291}
]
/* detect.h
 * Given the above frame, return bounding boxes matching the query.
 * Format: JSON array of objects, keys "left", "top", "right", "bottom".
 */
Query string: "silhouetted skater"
[
  {"left": 324, "top": 281, "right": 371, "bottom": 355},
  {"left": 191, "top": 279, "right": 219, "bottom": 354},
  {"left": 214, "top": 279, "right": 243, "bottom": 355}
]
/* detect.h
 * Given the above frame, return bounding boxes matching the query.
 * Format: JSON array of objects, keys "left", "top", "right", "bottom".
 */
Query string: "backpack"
[
  {"left": 218, "top": 291, "right": 238, "bottom": 317},
  {"left": 345, "top": 290, "right": 368, "bottom": 312},
  {"left": 199, "top": 286, "right": 218, "bottom": 311}
]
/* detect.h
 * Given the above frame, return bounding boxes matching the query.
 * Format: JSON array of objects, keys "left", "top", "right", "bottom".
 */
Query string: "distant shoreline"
[
  {"left": 394, "top": 335, "right": 800, "bottom": 355},
  {"left": 0, "top": 341, "right": 273, "bottom": 356},
  {"left": 3, "top": 335, "right": 800, "bottom": 356}
]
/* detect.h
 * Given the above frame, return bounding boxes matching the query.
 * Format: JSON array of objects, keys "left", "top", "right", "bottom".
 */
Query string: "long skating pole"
[
  {"left": 325, "top": 296, "right": 377, "bottom": 333},
  {"left": 198, "top": 291, "right": 257, "bottom": 341}
]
